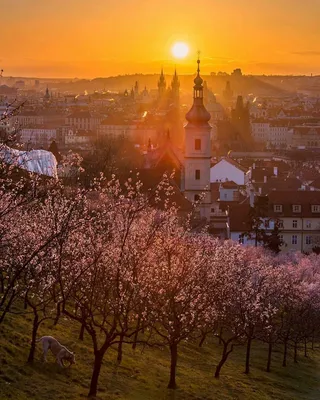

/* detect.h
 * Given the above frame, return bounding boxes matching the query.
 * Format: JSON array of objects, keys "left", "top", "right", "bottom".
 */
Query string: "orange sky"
[{"left": 2, "top": 0, "right": 320, "bottom": 78}]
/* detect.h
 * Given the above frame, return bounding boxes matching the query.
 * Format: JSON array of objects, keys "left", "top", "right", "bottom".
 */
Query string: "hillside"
[{"left": 0, "top": 311, "right": 319, "bottom": 400}]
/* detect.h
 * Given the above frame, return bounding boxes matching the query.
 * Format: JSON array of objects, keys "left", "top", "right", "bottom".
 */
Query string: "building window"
[
  {"left": 264, "top": 219, "right": 270, "bottom": 228},
  {"left": 293, "top": 205, "right": 301, "bottom": 213},
  {"left": 306, "top": 220, "right": 312, "bottom": 229},
  {"left": 195, "top": 139, "right": 201, "bottom": 150},
  {"left": 194, "top": 194, "right": 200, "bottom": 202},
  {"left": 311, "top": 205, "right": 320, "bottom": 213},
  {"left": 291, "top": 235, "right": 297, "bottom": 245},
  {"left": 278, "top": 220, "right": 284, "bottom": 229},
  {"left": 239, "top": 235, "right": 244, "bottom": 244},
  {"left": 195, "top": 169, "right": 200, "bottom": 180},
  {"left": 279, "top": 234, "right": 284, "bottom": 244},
  {"left": 306, "top": 236, "right": 312, "bottom": 245},
  {"left": 274, "top": 205, "right": 282, "bottom": 212},
  {"left": 292, "top": 220, "right": 298, "bottom": 228}
]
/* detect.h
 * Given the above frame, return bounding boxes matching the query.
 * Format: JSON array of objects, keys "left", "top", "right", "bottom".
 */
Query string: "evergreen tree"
[
  {"left": 242, "top": 197, "right": 283, "bottom": 252},
  {"left": 263, "top": 223, "right": 284, "bottom": 254},
  {"left": 48, "top": 140, "right": 62, "bottom": 163}
]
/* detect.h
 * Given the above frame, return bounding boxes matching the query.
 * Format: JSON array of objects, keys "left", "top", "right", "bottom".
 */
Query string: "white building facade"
[
  {"left": 20, "top": 127, "right": 57, "bottom": 148},
  {"left": 251, "top": 120, "right": 293, "bottom": 149},
  {"left": 210, "top": 158, "right": 248, "bottom": 186}
]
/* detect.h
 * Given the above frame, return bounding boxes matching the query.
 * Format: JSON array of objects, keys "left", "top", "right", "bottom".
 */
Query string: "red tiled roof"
[
  {"left": 253, "top": 177, "right": 302, "bottom": 195},
  {"left": 311, "top": 178, "right": 320, "bottom": 189},
  {"left": 221, "top": 180, "right": 238, "bottom": 189},
  {"left": 211, "top": 183, "right": 220, "bottom": 201},
  {"left": 251, "top": 167, "right": 274, "bottom": 182},
  {"left": 228, "top": 204, "right": 252, "bottom": 231},
  {"left": 268, "top": 191, "right": 320, "bottom": 217}
]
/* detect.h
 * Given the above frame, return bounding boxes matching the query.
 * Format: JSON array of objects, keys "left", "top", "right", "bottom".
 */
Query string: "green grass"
[{"left": 0, "top": 312, "right": 320, "bottom": 400}]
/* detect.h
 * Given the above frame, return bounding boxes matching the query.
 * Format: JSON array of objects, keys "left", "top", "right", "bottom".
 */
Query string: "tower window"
[
  {"left": 195, "top": 139, "right": 201, "bottom": 150},
  {"left": 195, "top": 169, "right": 200, "bottom": 180}
]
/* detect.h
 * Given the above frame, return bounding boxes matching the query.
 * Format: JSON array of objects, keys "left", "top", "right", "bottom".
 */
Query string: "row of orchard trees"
[{"left": 1, "top": 164, "right": 320, "bottom": 397}]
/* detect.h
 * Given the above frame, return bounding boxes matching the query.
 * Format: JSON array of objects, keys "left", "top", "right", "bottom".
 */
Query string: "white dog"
[{"left": 36, "top": 336, "right": 75, "bottom": 367}]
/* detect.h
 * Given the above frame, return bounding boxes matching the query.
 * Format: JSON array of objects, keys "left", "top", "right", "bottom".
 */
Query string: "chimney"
[
  {"left": 253, "top": 163, "right": 256, "bottom": 169},
  {"left": 264, "top": 175, "right": 267, "bottom": 183},
  {"left": 273, "top": 166, "right": 278, "bottom": 176}
]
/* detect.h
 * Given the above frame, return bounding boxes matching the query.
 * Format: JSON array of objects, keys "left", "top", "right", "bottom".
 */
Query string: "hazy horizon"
[
  {"left": 2, "top": 0, "right": 320, "bottom": 78},
  {"left": 2, "top": 72, "right": 320, "bottom": 82}
]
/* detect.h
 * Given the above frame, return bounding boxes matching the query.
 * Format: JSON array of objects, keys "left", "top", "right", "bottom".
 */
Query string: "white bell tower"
[{"left": 183, "top": 57, "right": 212, "bottom": 220}]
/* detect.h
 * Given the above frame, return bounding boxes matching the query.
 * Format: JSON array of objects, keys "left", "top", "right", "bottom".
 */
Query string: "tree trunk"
[
  {"left": 132, "top": 317, "right": 141, "bottom": 350},
  {"left": 215, "top": 341, "right": 233, "bottom": 379},
  {"left": 294, "top": 342, "right": 298, "bottom": 363},
  {"left": 53, "top": 302, "right": 61, "bottom": 326},
  {"left": 167, "top": 343, "right": 178, "bottom": 389},
  {"left": 117, "top": 334, "right": 124, "bottom": 364},
  {"left": 88, "top": 351, "right": 103, "bottom": 398},
  {"left": 27, "top": 311, "right": 39, "bottom": 363},
  {"left": 79, "top": 323, "right": 85, "bottom": 341},
  {"left": 0, "top": 291, "right": 15, "bottom": 324},
  {"left": 245, "top": 336, "right": 252, "bottom": 374},
  {"left": 266, "top": 340, "right": 272, "bottom": 372},
  {"left": 0, "top": 274, "right": 4, "bottom": 294},
  {"left": 282, "top": 339, "right": 288, "bottom": 367},
  {"left": 199, "top": 332, "right": 207, "bottom": 348}
]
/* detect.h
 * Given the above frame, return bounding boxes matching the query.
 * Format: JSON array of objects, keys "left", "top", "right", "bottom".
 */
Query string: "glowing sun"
[{"left": 171, "top": 42, "right": 189, "bottom": 59}]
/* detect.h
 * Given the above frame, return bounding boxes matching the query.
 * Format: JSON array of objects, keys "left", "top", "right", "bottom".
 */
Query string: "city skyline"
[{"left": 2, "top": 0, "right": 320, "bottom": 78}]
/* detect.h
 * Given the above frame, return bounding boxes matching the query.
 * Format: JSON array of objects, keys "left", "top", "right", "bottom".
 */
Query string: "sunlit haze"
[
  {"left": 172, "top": 42, "right": 189, "bottom": 59},
  {"left": 2, "top": 0, "right": 320, "bottom": 78}
]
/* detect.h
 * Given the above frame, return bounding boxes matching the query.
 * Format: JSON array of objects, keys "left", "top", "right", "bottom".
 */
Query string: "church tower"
[
  {"left": 158, "top": 68, "right": 166, "bottom": 99},
  {"left": 183, "top": 57, "right": 212, "bottom": 219},
  {"left": 171, "top": 68, "right": 180, "bottom": 107},
  {"left": 223, "top": 80, "right": 233, "bottom": 104},
  {"left": 44, "top": 86, "right": 50, "bottom": 104},
  {"left": 134, "top": 81, "right": 139, "bottom": 98}
]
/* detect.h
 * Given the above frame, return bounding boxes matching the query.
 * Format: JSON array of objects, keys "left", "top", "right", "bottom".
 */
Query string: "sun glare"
[{"left": 171, "top": 42, "right": 189, "bottom": 59}]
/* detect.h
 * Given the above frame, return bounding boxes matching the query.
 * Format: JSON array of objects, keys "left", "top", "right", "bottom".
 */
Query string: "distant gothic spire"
[
  {"left": 223, "top": 80, "right": 233, "bottom": 102},
  {"left": 158, "top": 68, "right": 166, "bottom": 92},
  {"left": 134, "top": 80, "right": 139, "bottom": 94},
  {"left": 171, "top": 67, "right": 180, "bottom": 89},
  {"left": 44, "top": 86, "right": 50, "bottom": 100}
]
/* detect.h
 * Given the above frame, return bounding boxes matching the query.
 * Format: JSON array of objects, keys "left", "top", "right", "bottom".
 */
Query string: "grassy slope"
[{"left": 0, "top": 312, "right": 320, "bottom": 400}]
